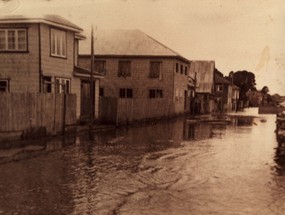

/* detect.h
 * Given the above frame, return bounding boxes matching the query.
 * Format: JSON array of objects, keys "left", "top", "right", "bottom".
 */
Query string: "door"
[{"left": 80, "top": 80, "right": 94, "bottom": 122}]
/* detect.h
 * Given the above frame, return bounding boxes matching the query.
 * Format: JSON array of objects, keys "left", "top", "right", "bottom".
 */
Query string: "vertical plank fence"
[
  {"left": 0, "top": 93, "right": 76, "bottom": 139},
  {"left": 99, "top": 97, "right": 175, "bottom": 125}
]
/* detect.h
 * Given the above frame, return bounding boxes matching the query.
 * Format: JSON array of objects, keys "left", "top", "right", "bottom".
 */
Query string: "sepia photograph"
[{"left": 0, "top": 0, "right": 285, "bottom": 214}]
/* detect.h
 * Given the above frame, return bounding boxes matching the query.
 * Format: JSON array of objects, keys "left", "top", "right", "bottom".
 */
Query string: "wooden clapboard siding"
[{"left": 0, "top": 93, "right": 76, "bottom": 135}]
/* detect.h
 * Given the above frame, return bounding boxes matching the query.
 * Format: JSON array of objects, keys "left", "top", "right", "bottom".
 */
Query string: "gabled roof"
[
  {"left": 215, "top": 74, "right": 240, "bottom": 89},
  {"left": 79, "top": 29, "right": 189, "bottom": 62},
  {"left": 215, "top": 74, "right": 233, "bottom": 85},
  {"left": 0, "top": 14, "right": 82, "bottom": 32}
]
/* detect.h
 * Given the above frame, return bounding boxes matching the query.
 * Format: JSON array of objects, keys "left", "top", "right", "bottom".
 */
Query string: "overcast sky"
[{"left": 1, "top": 0, "right": 285, "bottom": 94}]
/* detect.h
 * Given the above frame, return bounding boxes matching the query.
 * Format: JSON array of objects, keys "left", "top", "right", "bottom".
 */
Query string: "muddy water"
[{"left": 0, "top": 108, "right": 285, "bottom": 215}]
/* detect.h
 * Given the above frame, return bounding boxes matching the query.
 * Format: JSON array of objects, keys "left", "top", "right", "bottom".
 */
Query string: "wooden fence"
[
  {"left": 0, "top": 93, "right": 76, "bottom": 138},
  {"left": 99, "top": 97, "right": 175, "bottom": 125}
]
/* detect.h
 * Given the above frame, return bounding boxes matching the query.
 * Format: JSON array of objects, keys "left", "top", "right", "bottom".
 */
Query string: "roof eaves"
[
  {"left": 78, "top": 54, "right": 190, "bottom": 62},
  {"left": 0, "top": 17, "right": 82, "bottom": 33}
]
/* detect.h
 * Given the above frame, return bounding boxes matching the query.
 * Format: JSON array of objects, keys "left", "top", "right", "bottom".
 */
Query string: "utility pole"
[{"left": 89, "top": 25, "right": 95, "bottom": 139}]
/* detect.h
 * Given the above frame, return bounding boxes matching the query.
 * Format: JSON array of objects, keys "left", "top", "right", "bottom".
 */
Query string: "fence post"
[{"left": 62, "top": 94, "right": 66, "bottom": 135}]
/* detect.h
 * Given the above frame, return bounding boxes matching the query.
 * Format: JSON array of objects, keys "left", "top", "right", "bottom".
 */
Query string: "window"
[
  {"left": 99, "top": 87, "right": 104, "bottom": 97},
  {"left": 185, "top": 66, "right": 188, "bottom": 76},
  {"left": 50, "top": 28, "right": 66, "bottom": 57},
  {"left": 175, "top": 88, "right": 183, "bottom": 102},
  {"left": 118, "top": 61, "right": 131, "bottom": 77},
  {"left": 55, "top": 78, "right": 70, "bottom": 94},
  {"left": 180, "top": 65, "right": 183, "bottom": 74},
  {"left": 119, "top": 88, "right": 133, "bottom": 98},
  {"left": 176, "top": 63, "right": 179, "bottom": 73},
  {"left": 43, "top": 76, "right": 52, "bottom": 93},
  {"left": 149, "top": 62, "right": 162, "bottom": 79},
  {"left": 0, "top": 29, "right": 27, "bottom": 51},
  {"left": 0, "top": 79, "right": 9, "bottom": 92},
  {"left": 216, "top": 84, "right": 223, "bottom": 93},
  {"left": 95, "top": 60, "right": 106, "bottom": 74},
  {"left": 149, "top": 89, "right": 163, "bottom": 99}
]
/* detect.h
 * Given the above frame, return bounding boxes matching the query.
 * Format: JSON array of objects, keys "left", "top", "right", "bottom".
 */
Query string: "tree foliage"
[
  {"left": 225, "top": 70, "right": 256, "bottom": 102},
  {"left": 261, "top": 86, "right": 269, "bottom": 94}
]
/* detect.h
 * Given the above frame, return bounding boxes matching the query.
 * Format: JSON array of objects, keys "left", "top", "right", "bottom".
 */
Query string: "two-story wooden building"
[
  {"left": 214, "top": 73, "right": 240, "bottom": 112},
  {"left": 78, "top": 30, "right": 191, "bottom": 123},
  {"left": 0, "top": 15, "right": 101, "bottom": 121}
]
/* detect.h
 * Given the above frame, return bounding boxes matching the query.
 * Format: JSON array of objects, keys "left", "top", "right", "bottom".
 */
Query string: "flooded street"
[{"left": 0, "top": 108, "right": 285, "bottom": 215}]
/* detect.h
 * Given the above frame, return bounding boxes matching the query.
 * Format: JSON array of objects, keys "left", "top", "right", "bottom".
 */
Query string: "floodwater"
[{"left": 0, "top": 108, "right": 285, "bottom": 215}]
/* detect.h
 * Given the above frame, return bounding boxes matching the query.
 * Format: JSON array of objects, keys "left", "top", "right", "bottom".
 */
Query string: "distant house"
[
  {"left": 78, "top": 30, "right": 191, "bottom": 123},
  {"left": 0, "top": 15, "right": 102, "bottom": 121},
  {"left": 189, "top": 61, "right": 215, "bottom": 114},
  {"left": 214, "top": 73, "right": 239, "bottom": 112}
]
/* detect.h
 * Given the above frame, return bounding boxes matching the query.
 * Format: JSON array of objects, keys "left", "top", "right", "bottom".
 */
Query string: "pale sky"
[{"left": 1, "top": 0, "right": 285, "bottom": 94}]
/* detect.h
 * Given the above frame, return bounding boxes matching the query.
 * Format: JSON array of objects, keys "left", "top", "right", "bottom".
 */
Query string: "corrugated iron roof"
[
  {"left": 0, "top": 14, "right": 82, "bottom": 32},
  {"left": 79, "top": 29, "right": 189, "bottom": 61},
  {"left": 189, "top": 61, "right": 215, "bottom": 93}
]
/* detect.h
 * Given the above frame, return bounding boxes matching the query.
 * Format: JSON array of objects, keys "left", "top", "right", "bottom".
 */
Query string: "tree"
[
  {"left": 225, "top": 70, "right": 256, "bottom": 103},
  {"left": 261, "top": 86, "right": 269, "bottom": 94}
]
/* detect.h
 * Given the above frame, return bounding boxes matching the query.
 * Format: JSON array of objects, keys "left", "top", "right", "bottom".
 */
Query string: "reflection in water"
[
  {"left": 230, "top": 115, "right": 255, "bottom": 126},
  {"left": 0, "top": 135, "right": 76, "bottom": 164},
  {"left": 274, "top": 144, "right": 285, "bottom": 176},
  {"left": 183, "top": 122, "right": 214, "bottom": 140},
  {"left": 0, "top": 111, "right": 285, "bottom": 214}
]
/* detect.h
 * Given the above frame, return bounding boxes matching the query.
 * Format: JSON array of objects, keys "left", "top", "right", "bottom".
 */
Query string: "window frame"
[
  {"left": 119, "top": 88, "right": 133, "bottom": 98},
  {"left": 176, "top": 63, "right": 179, "bottom": 73},
  {"left": 216, "top": 84, "right": 223, "bottom": 93},
  {"left": 149, "top": 61, "right": 162, "bottom": 80},
  {"left": 0, "top": 28, "right": 28, "bottom": 52},
  {"left": 118, "top": 61, "right": 131, "bottom": 77},
  {"left": 43, "top": 76, "right": 52, "bottom": 93},
  {"left": 55, "top": 77, "right": 71, "bottom": 94},
  {"left": 50, "top": 28, "right": 67, "bottom": 58},
  {"left": 94, "top": 60, "right": 106, "bottom": 74},
  {"left": 0, "top": 79, "right": 9, "bottom": 92},
  {"left": 149, "top": 89, "right": 163, "bottom": 99},
  {"left": 184, "top": 66, "right": 188, "bottom": 76},
  {"left": 99, "top": 87, "right": 104, "bottom": 97}
]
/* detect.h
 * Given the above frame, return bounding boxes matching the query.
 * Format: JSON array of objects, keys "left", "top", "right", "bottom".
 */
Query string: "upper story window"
[
  {"left": 184, "top": 66, "right": 188, "bottom": 76},
  {"left": 95, "top": 60, "right": 106, "bottom": 74},
  {"left": 149, "top": 62, "right": 162, "bottom": 79},
  {"left": 118, "top": 61, "right": 131, "bottom": 77},
  {"left": 55, "top": 77, "right": 70, "bottom": 94},
  {"left": 0, "top": 29, "right": 27, "bottom": 51},
  {"left": 0, "top": 79, "right": 9, "bottom": 92},
  {"left": 176, "top": 63, "right": 179, "bottom": 73},
  {"left": 180, "top": 65, "right": 183, "bottom": 74},
  {"left": 51, "top": 28, "right": 66, "bottom": 58},
  {"left": 216, "top": 84, "right": 223, "bottom": 93}
]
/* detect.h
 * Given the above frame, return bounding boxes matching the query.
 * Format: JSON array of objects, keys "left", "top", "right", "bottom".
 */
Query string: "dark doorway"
[{"left": 80, "top": 80, "right": 95, "bottom": 122}]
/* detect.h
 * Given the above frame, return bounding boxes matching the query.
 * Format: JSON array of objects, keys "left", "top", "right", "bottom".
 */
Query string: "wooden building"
[
  {"left": 0, "top": 15, "right": 102, "bottom": 121},
  {"left": 189, "top": 61, "right": 216, "bottom": 114},
  {"left": 78, "top": 30, "right": 191, "bottom": 123},
  {"left": 214, "top": 73, "right": 240, "bottom": 112}
]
